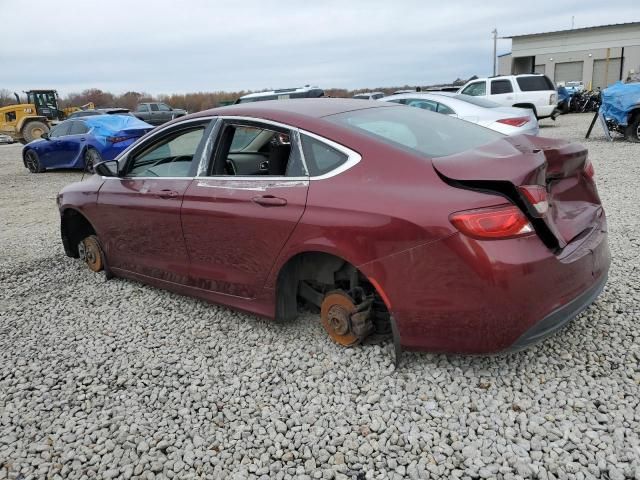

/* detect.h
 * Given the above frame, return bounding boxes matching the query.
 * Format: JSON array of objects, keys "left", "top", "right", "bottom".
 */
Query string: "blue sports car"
[{"left": 22, "top": 115, "right": 154, "bottom": 173}]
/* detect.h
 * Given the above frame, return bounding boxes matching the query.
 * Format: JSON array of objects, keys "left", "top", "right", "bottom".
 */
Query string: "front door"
[
  {"left": 39, "top": 122, "right": 71, "bottom": 167},
  {"left": 96, "top": 121, "right": 211, "bottom": 282},
  {"left": 181, "top": 121, "right": 309, "bottom": 298},
  {"left": 57, "top": 121, "right": 89, "bottom": 168}
]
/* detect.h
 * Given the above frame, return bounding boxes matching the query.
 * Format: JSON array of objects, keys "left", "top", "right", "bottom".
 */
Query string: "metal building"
[{"left": 498, "top": 22, "right": 640, "bottom": 89}]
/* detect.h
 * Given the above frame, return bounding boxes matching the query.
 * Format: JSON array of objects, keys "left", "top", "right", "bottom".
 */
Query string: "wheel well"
[
  {"left": 61, "top": 209, "right": 96, "bottom": 257},
  {"left": 275, "top": 251, "right": 389, "bottom": 326}
]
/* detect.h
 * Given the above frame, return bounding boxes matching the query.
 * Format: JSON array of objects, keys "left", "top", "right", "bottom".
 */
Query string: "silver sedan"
[{"left": 379, "top": 92, "right": 539, "bottom": 136}]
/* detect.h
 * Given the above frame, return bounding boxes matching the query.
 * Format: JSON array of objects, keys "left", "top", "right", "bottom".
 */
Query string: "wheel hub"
[
  {"left": 320, "top": 291, "right": 360, "bottom": 346},
  {"left": 327, "top": 304, "right": 350, "bottom": 336},
  {"left": 79, "top": 236, "right": 104, "bottom": 272}
]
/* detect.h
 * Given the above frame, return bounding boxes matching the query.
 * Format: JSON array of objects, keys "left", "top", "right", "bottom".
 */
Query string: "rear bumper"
[
  {"left": 536, "top": 105, "right": 556, "bottom": 118},
  {"left": 510, "top": 272, "right": 607, "bottom": 350},
  {"left": 359, "top": 214, "right": 610, "bottom": 354}
]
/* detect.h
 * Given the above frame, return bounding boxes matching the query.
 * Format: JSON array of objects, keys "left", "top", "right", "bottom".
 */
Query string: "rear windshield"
[
  {"left": 326, "top": 106, "right": 502, "bottom": 158},
  {"left": 517, "top": 76, "right": 555, "bottom": 91},
  {"left": 453, "top": 94, "right": 501, "bottom": 108}
]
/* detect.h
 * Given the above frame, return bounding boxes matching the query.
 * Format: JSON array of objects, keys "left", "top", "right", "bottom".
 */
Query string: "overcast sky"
[{"left": 1, "top": 0, "right": 638, "bottom": 95}]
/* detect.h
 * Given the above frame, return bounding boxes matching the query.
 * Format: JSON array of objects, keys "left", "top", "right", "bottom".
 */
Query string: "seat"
[{"left": 267, "top": 144, "right": 290, "bottom": 176}]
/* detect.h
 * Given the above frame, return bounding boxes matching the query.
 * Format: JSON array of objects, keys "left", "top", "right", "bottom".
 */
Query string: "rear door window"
[
  {"left": 405, "top": 99, "right": 438, "bottom": 112},
  {"left": 210, "top": 122, "right": 305, "bottom": 177},
  {"left": 150, "top": 104, "right": 159, "bottom": 112},
  {"left": 491, "top": 79, "right": 513, "bottom": 94},
  {"left": 436, "top": 102, "right": 456, "bottom": 115},
  {"left": 516, "top": 76, "right": 555, "bottom": 91}
]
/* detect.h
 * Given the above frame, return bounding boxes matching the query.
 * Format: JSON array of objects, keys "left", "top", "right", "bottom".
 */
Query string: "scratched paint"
[{"left": 195, "top": 179, "right": 308, "bottom": 192}]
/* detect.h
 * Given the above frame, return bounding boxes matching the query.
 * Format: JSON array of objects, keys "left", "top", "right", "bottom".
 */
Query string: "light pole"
[{"left": 492, "top": 28, "right": 498, "bottom": 76}]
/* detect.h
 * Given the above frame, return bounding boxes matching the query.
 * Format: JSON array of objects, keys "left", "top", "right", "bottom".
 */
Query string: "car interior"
[{"left": 212, "top": 124, "right": 301, "bottom": 177}]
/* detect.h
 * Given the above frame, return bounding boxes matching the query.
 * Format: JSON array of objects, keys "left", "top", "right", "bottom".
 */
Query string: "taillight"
[
  {"left": 496, "top": 117, "right": 530, "bottom": 127},
  {"left": 549, "top": 94, "right": 556, "bottom": 105},
  {"left": 519, "top": 185, "right": 549, "bottom": 216},
  {"left": 107, "top": 136, "right": 130, "bottom": 143},
  {"left": 450, "top": 204, "right": 533, "bottom": 240},
  {"left": 584, "top": 160, "right": 595, "bottom": 179}
]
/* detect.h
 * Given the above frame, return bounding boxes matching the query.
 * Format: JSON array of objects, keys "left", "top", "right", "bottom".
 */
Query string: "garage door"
[
  {"left": 554, "top": 61, "right": 584, "bottom": 84},
  {"left": 592, "top": 58, "right": 622, "bottom": 89},
  {"left": 534, "top": 64, "right": 546, "bottom": 74}
]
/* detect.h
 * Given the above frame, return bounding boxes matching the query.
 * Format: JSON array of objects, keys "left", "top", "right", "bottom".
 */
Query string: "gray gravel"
[{"left": 1, "top": 114, "right": 639, "bottom": 479}]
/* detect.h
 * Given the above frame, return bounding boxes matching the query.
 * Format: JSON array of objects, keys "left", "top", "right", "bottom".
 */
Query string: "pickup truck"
[{"left": 133, "top": 102, "right": 187, "bottom": 126}]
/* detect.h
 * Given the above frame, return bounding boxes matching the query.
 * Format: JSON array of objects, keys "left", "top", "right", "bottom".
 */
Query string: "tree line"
[{"left": 0, "top": 80, "right": 472, "bottom": 112}]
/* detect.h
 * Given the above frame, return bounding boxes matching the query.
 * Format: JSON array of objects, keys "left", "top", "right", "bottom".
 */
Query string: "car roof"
[
  {"left": 191, "top": 98, "right": 395, "bottom": 121},
  {"left": 380, "top": 92, "right": 455, "bottom": 101}
]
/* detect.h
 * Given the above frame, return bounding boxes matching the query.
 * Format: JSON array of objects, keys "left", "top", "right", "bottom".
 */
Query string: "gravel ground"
[{"left": 0, "top": 114, "right": 639, "bottom": 480}]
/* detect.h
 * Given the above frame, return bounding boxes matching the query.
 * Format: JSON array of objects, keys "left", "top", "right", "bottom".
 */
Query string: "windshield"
[
  {"left": 28, "top": 91, "right": 57, "bottom": 109},
  {"left": 453, "top": 94, "right": 501, "bottom": 108},
  {"left": 326, "top": 106, "right": 502, "bottom": 158}
]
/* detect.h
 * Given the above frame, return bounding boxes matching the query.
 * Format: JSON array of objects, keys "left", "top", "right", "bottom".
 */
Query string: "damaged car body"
[{"left": 57, "top": 99, "right": 610, "bottom": 355}]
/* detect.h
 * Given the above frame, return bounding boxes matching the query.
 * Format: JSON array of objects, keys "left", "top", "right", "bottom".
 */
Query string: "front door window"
[{"left": 126, "top": 127, "right": 205, "bottom": 177}]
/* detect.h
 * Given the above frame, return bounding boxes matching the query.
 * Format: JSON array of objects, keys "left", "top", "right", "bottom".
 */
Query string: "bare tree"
[{"left": 0, "top": 89, "right": 16, "bottom": 107}]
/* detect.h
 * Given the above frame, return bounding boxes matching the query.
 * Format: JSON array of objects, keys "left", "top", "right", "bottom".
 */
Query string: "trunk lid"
[{"left": 433, "top": 135, "right": 602, "bottom": 249}]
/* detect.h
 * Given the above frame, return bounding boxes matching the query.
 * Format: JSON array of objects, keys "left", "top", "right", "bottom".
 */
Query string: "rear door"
[
  {"left": 157, "top": 103, "right": 174, "bottom": 123},
  {"left": 489, "top": 78, "right": 515, "bottom": 105},
  {"left": 181, "top": 119, "right": 309, "bottom": 298},
  {"left": 96, "top": 119, "right": 213, "bottom": 281},
  {"left": 149, "top": 104, "right": 163, "bottom": 124}
]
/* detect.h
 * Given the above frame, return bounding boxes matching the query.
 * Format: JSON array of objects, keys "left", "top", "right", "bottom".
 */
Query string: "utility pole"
[{"left": 492, "top": 28, "right": 498, "bottom": 76}]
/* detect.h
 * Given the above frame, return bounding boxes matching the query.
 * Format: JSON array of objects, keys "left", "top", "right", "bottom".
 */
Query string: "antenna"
[{"left": 571, "top": 16, "right": 575, "bottom": 29}]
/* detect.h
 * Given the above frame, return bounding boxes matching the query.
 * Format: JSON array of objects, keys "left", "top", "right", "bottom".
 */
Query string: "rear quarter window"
[
  {"left": 301, "top": 134, "right": 348, "bottom": 176},
  {"left": 516, "top": 76, "right": 555, "bottom": 91}
]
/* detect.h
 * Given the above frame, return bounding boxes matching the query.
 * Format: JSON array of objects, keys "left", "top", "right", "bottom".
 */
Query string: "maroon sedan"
[{"left": 57, "top": 99, "right": 610, "bottom": 355}]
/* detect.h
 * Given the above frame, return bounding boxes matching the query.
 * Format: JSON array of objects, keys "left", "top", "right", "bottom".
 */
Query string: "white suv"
[{"left": 458, "top": 74, "right": 557, "bottom": 119}]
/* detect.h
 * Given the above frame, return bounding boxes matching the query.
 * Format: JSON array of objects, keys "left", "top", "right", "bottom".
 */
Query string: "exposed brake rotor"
[
  {"left": 321, "top": 290, "right": 374, "bottom": 347},
  {"left": 78, "top": 235, "right": 104, "bottom": 272}
]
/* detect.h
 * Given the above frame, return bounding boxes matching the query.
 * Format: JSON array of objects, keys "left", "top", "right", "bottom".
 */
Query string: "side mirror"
[
  {"left": 41, "top": 132, "right": 50, "bottom": 140},
  {"left": 94, "top": 160, "right": 119, "bottom": 177}
]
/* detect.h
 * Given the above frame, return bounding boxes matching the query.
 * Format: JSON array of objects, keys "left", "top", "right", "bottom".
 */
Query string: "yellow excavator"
[{"left": 0, "top": 90, "right": 94, "bottom": 144}]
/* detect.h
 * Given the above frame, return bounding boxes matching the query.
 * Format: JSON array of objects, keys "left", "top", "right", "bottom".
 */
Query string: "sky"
[{"left": 1, "top": 0, "right": 638, "bottom": 96}]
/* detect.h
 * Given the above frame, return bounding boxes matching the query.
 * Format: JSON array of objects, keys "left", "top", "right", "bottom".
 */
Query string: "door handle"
[
  {"left": 80, "top": 138, "right": 86, "bottom": 141},
  {"left": 252, "top": 195, "right": 287, "bottom": 207},
  {"left": 157, "top": 189, "right": 180, "bottom": 199}
]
